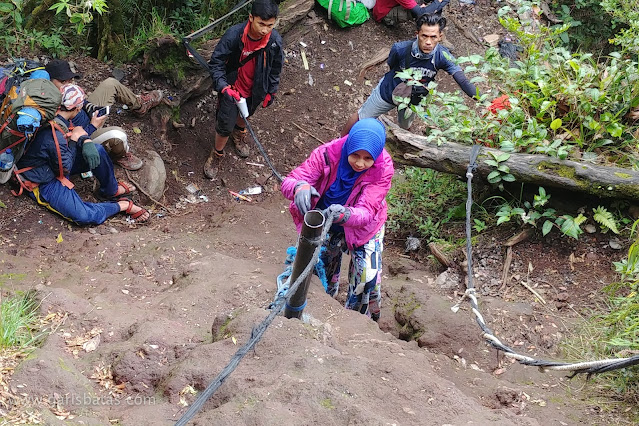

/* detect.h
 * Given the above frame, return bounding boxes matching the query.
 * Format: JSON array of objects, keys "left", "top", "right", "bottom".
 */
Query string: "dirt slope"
[
  {"left": 0, "top": 3, "right": 635, "bottom": 425},
  {"left": 0, "top": 197, "right": 538, "bottom": 425}
]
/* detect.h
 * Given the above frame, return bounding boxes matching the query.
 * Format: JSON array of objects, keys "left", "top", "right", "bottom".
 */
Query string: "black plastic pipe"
[{"left": 284, "top": 210, "right": 325, "bottom": 319}]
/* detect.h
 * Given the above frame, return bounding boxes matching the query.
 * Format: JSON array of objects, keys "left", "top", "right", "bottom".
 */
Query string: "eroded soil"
[{"left": 0, "top": 3, "right": 636, "bottom": 425}]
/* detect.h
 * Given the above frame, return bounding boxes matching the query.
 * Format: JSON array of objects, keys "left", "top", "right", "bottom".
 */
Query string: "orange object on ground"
[{"left": 488, "top": 94, "right": 511, "bottom": 114}]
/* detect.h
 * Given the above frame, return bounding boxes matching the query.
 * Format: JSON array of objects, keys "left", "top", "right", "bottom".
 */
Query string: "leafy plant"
[
  {"left": 495, "top": 186, "right": 591, "bottom": 238},
  {"left": 593, "top": 205, "right": 620, "bottom": 234},
  {"left": 473, "top": 219, "right": 487, "bottom": 233},
  {"left": 49, "top": 0, "right": 108, "bottom": 34},
  {"left": 484, "top": 151, "right": 515, "bottom": 191},
  {"left": 399, "top": 2, "right": 639, "bottom": 168}
]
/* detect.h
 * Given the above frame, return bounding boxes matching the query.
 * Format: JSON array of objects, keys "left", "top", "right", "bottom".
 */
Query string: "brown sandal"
[
  {"left": 121, "top": 198, "right": 150, "bottom": 223},
  {"left": 116, "top": 181, "right": 137, "bottom": 197}
]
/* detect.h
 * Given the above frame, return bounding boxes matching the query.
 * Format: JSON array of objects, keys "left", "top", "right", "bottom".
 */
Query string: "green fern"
[{"left": 593, "top": 206, "right": 620, "bottom": 234}]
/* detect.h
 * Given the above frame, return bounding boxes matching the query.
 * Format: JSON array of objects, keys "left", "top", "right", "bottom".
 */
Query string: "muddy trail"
[{"left": 0, "top": 3, "right": 636, "bottom": 425}]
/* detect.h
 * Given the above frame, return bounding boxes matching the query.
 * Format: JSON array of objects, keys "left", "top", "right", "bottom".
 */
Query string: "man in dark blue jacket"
[
  {"left": 16, "top": 84, "right": 149, "bottom": 225},
  {"left": 204, "top": 0, "right": 284, "bottom": 180},
  {"left": 341, "top": 13, "right": 478, "bottom": 135}
]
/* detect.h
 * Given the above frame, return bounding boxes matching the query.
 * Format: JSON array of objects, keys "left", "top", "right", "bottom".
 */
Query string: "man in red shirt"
[{"left": 204, "top": 0, "right": 284, "bottom": 180}]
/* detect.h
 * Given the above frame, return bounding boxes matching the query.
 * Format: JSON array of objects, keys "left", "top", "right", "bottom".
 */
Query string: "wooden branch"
[
  {"left": 357, "top": 47, "right": 390, "bottom": 82},
  {"left": 428, "top": 242, "right": 455, "bottom": 268},
  {"left": 505, "top": 228, "right": 535, "bottom": 247},
  {"left": 382, "top": 117, "right": 639, "bottom": 201},
  {"left": 293, "top": 122, "right": 324, "bottom": 145},
  {"left": 500, "top": 246, "right": 513, "bottom": 291},
  {"left": 124, "top": 170, "right": 174, "bottom": 214},
  {"left": 448, "top": 13, "right": 482, "bottom": 46},
  {"left": 520, "top": 280, "right": 546, "bottom": 304}
]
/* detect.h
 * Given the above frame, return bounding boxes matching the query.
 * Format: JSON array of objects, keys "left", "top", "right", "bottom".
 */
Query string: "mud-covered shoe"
[
  {"left": 230, "top": 127, "right": 249, "bottom": 158},
  {"left": 203, "top": 149, "right": 224, "bottom": 180},
  {"left": 116, "top": 152, "right": 143, "bottom": 171},
  {"left": 134, "top": 90, "right": 163, "bottom": 116}
]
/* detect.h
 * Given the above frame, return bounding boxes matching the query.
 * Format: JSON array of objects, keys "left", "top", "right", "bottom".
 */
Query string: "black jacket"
[{"left": 208, "top": 22, "right": 284, "bottom": 112}]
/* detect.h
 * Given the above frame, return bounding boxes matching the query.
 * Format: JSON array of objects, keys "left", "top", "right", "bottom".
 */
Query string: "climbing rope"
[
  {"left": 275, "top": 246, "right": 329, "bottom": 300},
  {"left": 174, "top": 212, "right": 336, "bottom": 426},
  {"left": 457, "top": 145, "right": 639, "bottom": 376},
  {"left": 241, "top": 115, "right": 284, "bottom": 183}
]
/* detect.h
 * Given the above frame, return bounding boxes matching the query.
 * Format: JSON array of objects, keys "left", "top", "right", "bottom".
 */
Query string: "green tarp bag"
[{"left": 316, "top": 0, "right": 370, "bottom": 28}]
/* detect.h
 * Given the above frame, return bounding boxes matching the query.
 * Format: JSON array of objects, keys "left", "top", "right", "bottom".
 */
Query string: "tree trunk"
[
  {"left": 278, "top": 0, "right": 316, "bottom": 33},
  {"left": 382, "top": 118, "right": 639, "bottom": 201},
  {"left": 25, "top": 0, "right": 57, "bottom": 30}
]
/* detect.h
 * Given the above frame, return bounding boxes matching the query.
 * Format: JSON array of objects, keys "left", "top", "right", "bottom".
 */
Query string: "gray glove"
[
  {"left": 82, "top": 141, "right": 100, "bottom": 169},
  {"left": 294, "top": 180, "right": 320, "bottom": 216},
  {"left": 326, "top": 204, "right": 351, "bottom": 225}
]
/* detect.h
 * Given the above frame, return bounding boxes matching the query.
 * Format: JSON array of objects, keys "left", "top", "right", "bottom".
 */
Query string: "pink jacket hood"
[{"left": 281, "top": 135, "right": 394, "bottom": 249}]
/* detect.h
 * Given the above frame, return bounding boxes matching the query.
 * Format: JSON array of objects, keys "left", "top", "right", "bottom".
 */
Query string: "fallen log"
[{"left": 382, "top": 118, "right": 639, "bottom": 201}]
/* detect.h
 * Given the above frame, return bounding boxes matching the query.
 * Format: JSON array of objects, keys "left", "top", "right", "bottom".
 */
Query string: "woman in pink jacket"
[{"left": 281, "top": 118, "right": 394, "bottom": 321}]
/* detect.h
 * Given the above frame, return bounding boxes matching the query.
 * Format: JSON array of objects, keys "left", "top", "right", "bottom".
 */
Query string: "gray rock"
[
  {"left": 434, "top": 269, "right": 461, "bottom": 290},
  {"left": 405, "top": 236, "right": 421, "bottom": 252},
  {"left": 112, "top": 68, "right": 126, "bottom": 82},
  {"left": 138, "top": 150, "right": 166, "bottom": 200}
]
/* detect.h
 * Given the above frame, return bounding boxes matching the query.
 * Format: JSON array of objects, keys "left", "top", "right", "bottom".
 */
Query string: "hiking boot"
[
  {"left": 116, "top": 152, "right": 143, "bottom": 171},
  {"left": 134, "top": 90, "right": 163, "bottom": 116},
  {"left": 230, "top": 127, "right": 249, "bottom": 158},
  {"left": 203, "top": 149, "right": 224, "bottom": 180}
]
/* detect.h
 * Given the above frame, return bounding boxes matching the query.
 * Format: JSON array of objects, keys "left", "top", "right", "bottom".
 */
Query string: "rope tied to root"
[{"left": 455, "top": 144, "right": 639, "bottom": 378}]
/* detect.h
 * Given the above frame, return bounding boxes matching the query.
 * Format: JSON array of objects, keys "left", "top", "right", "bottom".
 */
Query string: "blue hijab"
[{"left": 318, "top": 118, "right": 386, "bottom": 209}]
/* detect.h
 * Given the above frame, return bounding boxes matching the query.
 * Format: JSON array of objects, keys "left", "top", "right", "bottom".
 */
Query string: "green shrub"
[
  {"left": 387, "top": 167, "right": 466, "bottom": 243},
  {"left": 394, "top": 3, "right": 639, "bottom": 169}
]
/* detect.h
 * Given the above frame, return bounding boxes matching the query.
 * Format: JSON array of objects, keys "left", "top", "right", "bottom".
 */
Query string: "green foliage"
[
  {"left": 569, "top": 219, "right": 639, "bottom": 401},
  {"left": 593, "top": 205, "right": 620, "bottom": 234},
  {"left": 473, "top": 218, "right": 487, "bottom": 233},
  {"left": 125, "top": 8, "right": 174, "bottom": 60},
  {"left": 552, "top": 0, "right": 621, "bottom": 53},
  {"left": 386, "top": 167, "right": 466, "bottom": 242},
  {"left": 484, "top": 151, "right": 515, "bottom": 191},
  {"left": 494, "top": 186, "right": 600, "bottom": 239},
  {"left": 398, "top": 8, "right": 639, "bottom": 168},
  {"left": 600, "top": 0, "right": 639, "bottom": 53},
  {"left": 0, "top": 0, "right": 25, "bottom": 31},
  {"left": 0, "top": 291, "right": 39, "bottom": 348},
  {"left": 49, "top": 0, "right": 108, "bottom": 34}
]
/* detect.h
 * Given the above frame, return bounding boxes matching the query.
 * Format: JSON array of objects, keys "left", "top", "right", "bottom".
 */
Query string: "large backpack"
[
  {"left": 0, "top": 78, "right": 62, "bottom": 184},
  {"left": 0, "top": 59, "right": 45, "bottom": 102},
  {"left": 316, "top": 0, "right": 370, "bottom": 28}
]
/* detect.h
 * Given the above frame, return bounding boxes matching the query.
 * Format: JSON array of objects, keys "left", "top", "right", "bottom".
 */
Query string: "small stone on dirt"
[
  {"left": 609, "top": 239, "right": 622, "bottom": 250},
  {"left": 483, "top": 34, "right": 500, "bottom": 46}
]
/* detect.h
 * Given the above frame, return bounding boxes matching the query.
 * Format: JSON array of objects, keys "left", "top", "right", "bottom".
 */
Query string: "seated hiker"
[
  {"left": 15, "top": 83, "right": 149, "bottom": 225},
  {"left": 341, "top": 13, "right": 478, "bottom": 136},
  {"left": 281, "top": 118, "right": 394, "bottom": 321},
  {"left": 373, "top": 0, "right": 449, "bottom": 27},
  {"left": 203, "top": 0, "right": 283, "bottom": 179},
  {"left": 45, "top": 59, "right": 164, "bottom": 170}
]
